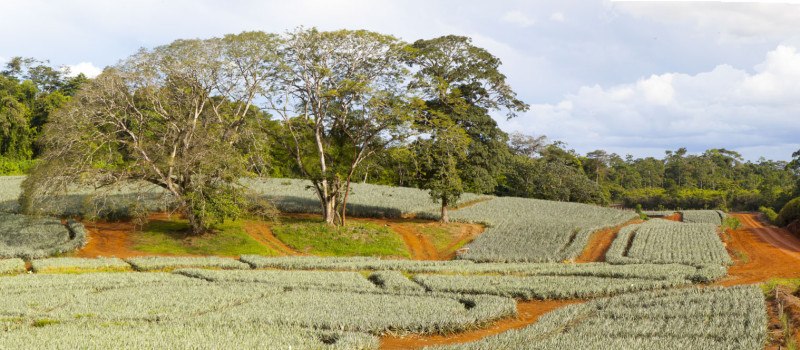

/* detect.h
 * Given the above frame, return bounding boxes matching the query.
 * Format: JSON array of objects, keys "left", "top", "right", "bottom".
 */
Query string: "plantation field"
[
  {"left": 430, "top": 196, "right": 638, "bottom": 263},
  {"left": 0, "top": 212, "right": 87, "bottom": 259},
  {"left": 0, "top": 176, "right": 786, "bottom": 348},
  {"left": 0, "top": 259, "right": 768, "bottom": 349},
  {"left": 432, "top": 285, "right": 766, "bottom": 350},
  {"left": 606, "top": 219, "right": 732, "bottom": 266}
]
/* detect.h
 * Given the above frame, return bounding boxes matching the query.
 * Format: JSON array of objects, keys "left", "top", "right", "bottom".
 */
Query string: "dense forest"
[{"left": 2, "top": 49, "right": 798, "bottom": 215}]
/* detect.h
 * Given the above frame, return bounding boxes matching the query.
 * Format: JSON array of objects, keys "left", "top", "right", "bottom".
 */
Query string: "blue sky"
[{"left": 2, "top": 0, "right": 799, "bottom": 161}]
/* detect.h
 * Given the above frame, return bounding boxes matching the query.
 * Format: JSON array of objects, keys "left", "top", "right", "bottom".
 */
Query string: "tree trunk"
[
  {"left": 440, "top": 197, "right": 449, "bottom": 224},
  {"left": 184, "top": 205, "right": 208, "bottom": 236},
  {"left": 341, "top": 180, "right": 352, "bottom": 227},
  {"left": 323, "top": 195, "right": 337, "bottom": 226}
]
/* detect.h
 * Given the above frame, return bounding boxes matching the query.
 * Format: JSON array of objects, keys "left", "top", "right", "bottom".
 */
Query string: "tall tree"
[
  {"left": 406, "top": 35, "right": 529, "bottom": 194},
  {"left": 413, "top": 114, "right": 470, "bottom": 224},
  {"left": 262, "top": 28, "right": 413, "bottom": 225},
  {"left": 21, "top": 33, "right": 276, "bottom": 235}
]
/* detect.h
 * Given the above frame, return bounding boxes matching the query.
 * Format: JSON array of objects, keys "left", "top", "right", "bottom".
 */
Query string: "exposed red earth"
[{"left": 716, "top": 213, "right": 800, "bottom": 287}]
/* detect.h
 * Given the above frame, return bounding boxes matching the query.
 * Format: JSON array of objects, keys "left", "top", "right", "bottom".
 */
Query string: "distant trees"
[{"left": 0, "top": 58, "right": 87, "bottom": 165}]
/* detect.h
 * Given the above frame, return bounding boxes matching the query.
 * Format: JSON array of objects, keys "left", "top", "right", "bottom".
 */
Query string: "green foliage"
[
  {"left": 759, "top": 206, "right": 778, "bottom": 224},
  {"left": 635, "top": 204, "right": 649, "bottom": 220},
  {"left": 413, "top": 114, "right": 471, "bottom": 222},
  {"left": 0, "top": 157, "right": 37, "bottom": 175},
  {"left": 721, "top": 216, "right": 741, "bottom": 231},
  {"left": 407, "top": 35, "right": 528, "bottom": 196},
  {"left": 500, "top": 155, "right": 604, "bottom": 204},
  {"left": 778, "top": 197, "right": 800, "bottom": 226},
  {"left": 271, "top": 216, "right": 410, "bottom": 258}
]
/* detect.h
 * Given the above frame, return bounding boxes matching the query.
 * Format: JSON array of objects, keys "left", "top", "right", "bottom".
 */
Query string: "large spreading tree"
[
  {"left": 21, "top": 32, "right": 277, "bottom": 235},
  {"left": 262, "top": 28, "right": 414, "bottom": 226}
]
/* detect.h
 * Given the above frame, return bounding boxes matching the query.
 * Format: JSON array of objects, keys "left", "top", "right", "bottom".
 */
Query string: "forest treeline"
[{"left": 2, "top": 42, "right": 798, "bottom": 217}]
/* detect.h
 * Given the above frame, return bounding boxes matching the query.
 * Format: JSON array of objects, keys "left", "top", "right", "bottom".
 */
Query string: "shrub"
[
  {"left": 759, "top": 206, "right": 778, "bottom": 224},
  {"left": 778, "top": 197, "right": 800, "bottom": 226}
]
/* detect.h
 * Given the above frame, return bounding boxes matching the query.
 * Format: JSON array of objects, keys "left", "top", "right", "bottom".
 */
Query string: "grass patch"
[
  {"left": 734, "top": 250, "right": 749, "bottom": 264},
  {"left": 32, "top": 319, "right": 60, "bottom": 327},
  {"left": 132, "top": 216, "right": 281, "bottom": 257},
  {"left": 761, "top": 278, "right": 800, "bottom": 294},
  {"left": 419, "top": 224, "right": 463, "bottom": 252},
  {"left": 272, "top": 216, "right": 410, "bottom": 258}
]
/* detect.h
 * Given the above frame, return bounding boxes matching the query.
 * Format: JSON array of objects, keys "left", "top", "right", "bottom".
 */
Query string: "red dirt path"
[
  {"left": 71, "top": 213, "right": 173, "bottom": 258},
  {"left": 715, "top": 213, "right": 800, "bottom": 287},
  {"left": 575, "top": 219, "right": 642, "bottom": 263},
  {"left": 379, "top": 299, "right": 584, "bottom": 350}
]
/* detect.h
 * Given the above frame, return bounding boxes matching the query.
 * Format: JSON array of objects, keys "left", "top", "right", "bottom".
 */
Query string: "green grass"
[
  {"left": 761, "top": 278, "right": 800, "bottom": 294},
  {"left": 272, "top": 216, "right": 410, "bottom": 258},
  {"left": 420, "top": 225, "right": 463, "bottom": 252},
  {"left": 132, "top": 217, "right": 281, "bottom": 257}
]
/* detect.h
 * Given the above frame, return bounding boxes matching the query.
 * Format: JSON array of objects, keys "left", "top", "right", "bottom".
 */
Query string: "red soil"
[
  {"left": 71, "top": 213, "right": 174, "bottom": 258},
  {"left": 379, "top": 299, "right": 584, "bottom": 350},
  {"left": 658, "top": 212, "right": 683, "bottom": 222},
  {"left": 575, "top": 219, "right": 642, "bottom": 263},
  {"left": 715, "top": 213, "right": 800, "bottom": 287}
]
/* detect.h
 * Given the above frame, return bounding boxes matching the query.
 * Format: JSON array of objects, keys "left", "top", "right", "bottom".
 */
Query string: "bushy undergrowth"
[
  {"left": 778, "top": 197, "right": 800, "bottom": 226},
  {"left": 430, "top": 285, "right": 766, "bottom": 350},
  {"left": 759, "top": 206, "right": 778, "bottom": 224}
]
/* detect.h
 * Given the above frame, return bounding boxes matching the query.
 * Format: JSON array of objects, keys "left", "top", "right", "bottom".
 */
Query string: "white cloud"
[
  {"left": 550, "top": 12, "right": 565, "bottom": 22},
  {"left": 637, "top": 74, "right": 674, "bottom": 105},
  {"left": 501, "top": 10, "right": 535, "bottom": 27},
  {"left": 63, "top": 62, "right": 103, "bottom": 78},
  {"left": 613, "top": 1, "right": 800, "bottom": 43},
  {"left": 503, "top": 45, "right": 800, "bottom": 161}
]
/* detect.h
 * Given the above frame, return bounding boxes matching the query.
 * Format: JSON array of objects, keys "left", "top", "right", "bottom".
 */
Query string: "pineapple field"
[{"left": 0, "top": 178, "right": 799, "bottom": 349}]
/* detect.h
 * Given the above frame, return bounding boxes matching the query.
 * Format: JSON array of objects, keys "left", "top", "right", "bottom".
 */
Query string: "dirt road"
[{"left": 717, "top": 213, "right": 800, "bottom": 286}]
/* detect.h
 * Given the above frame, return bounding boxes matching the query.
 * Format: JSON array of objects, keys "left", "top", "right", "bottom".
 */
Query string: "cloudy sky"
[{"left": 2, "top": 0, "right": 799, "bottom": 161}]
